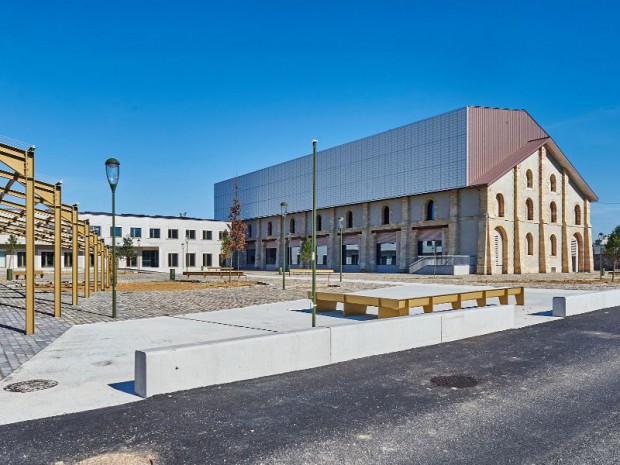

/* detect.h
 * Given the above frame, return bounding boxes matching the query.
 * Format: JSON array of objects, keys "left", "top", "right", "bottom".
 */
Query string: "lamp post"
[
  {"left": 137, "top": 237, "right": 141, "bottom": 271},
  {"left": 181, "top": 242, "right": 185, "bottom": 273},
  {"left": 280, "top": 201, "right": 288, "bottom": 290},
  {"left": 311, "top": 140, "right": 318, "bottom": 327},
  {"left": 287, "top": 232, "right": 292, "bottom": 275},
  {"left": 599, "top": 232, "right": 605, "bottom": 279},
  {"left": 105, "top": 158, "right": 120, "bottom": 318},
  {"left": 338, "top": 216, "right": 344, "bottom": 282}
]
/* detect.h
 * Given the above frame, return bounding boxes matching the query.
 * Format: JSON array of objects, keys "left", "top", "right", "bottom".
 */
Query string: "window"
[
  {"left": 149, "top": 228, "right": 160, "bottom": 239},
  {"left": 265, "top": 248, "right": 277, "bottom": 265},
  {"left": 247, "top": 224, "right": 252, "bottom": 238},
  {"left": 267, "top": 222, "right": 273, "bottom": 236},
  {"left": 425, "top": 200, "right": 435, "bottom": 221},
  {"left": 382, "top": 206, "right": 390, "bottom": 225},
  {"left": 526, "top": 169, "right": 533, "bottom": 188},
  {"left": 142, "top": 250, "right": 159, "bottom": 268},
  {"left": 550, "top": 174, "right": 557, "bottom": 192},
  {"left": 574, "top": 205, "right": 582, "bottom": 225},
  {"left": 526, "top": 198, "right": 534, "bottom": 221},
  {"left": 64, "top": 252, "right": 72, "bottom": 267},
  {"left": 185, "top": 229, "right": 196, "bottom": 240},
  {"left": 317, "top": 245, "right": 328, "bottom": 265},
  {"left": 127, "top": 255, "right": 137, "bottom": 267},
  {"left": 110, "top": 226, "right": 122, "bottom": 237},
  {"left": 526, "top": 233, "right": 534, "bottom": 255},
  {"left": 550, "top": 202, "right": 557, "bottom": 223},
  {"left": 289, "top": 218, "right": 295, "bottom": 233},
  {"left": 417, "top": 240, "right": 443, "bottom": 256},
  {"left": 203, "top": 230, "right": 212, "bottom": 240},
  {"left": 90, "top": 225, "right": 101, "bottom": 235},
  {"left": 17, "top": 251, "right": 26, "bottom": 267},
  {"left": 376, "top": 242, "right": 397, "bottom": 265},
  {"left": 550, "top": 235, "right": 557, "bottom": 256},
  {"left": 346, "top": 211, "right": 353, "bottom": 228},
  {"left": 316, "top": 215, "right": 322, "bottom": 231},
  {"left": 496, "top": 194, "right": 505, "bottom": 217},
  {"left": 246, "top": 249, "right": 256, "bottom": 265},
  {"left": 130, "top": 227, "right": 142, "bottom": 238},
  {"left": 342, "top": 244, "right": 359, "bottom": 265},
  {"left": 168, "top": 253, "right": 178, "bottom": 267},
  {"left": 219, "top": 230, "right": 227, "bottom": 240},
  {"left": 168, "top": 229, "right": 179, "bottom": 239},
  {"left": 219, "top": 254, "right": 229, "bottom": 267},
  {"left": 203, "top": 253, "right": 213, "bottom": 267},
  {"left": 186, "top": 253, "right": 196, "bottom": 267},
  {"left": 41, "top": 251, "right": 54, "bottom": 268}
]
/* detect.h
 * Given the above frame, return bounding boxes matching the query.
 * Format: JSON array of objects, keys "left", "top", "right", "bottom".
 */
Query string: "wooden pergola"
[{"left": 0, "top": 140, "right": 110, "bottom": 335}]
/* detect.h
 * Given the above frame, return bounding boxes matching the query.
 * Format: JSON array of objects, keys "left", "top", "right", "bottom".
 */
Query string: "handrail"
[{"left": 408, "top": 255, "right": 474, "bottom": 274}]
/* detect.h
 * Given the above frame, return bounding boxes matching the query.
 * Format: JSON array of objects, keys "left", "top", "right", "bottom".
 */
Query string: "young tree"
[
  {"left": 227, "top": 178, "right": 247, "bottom": 272},
  {"left": 605, "top": 225, "right": 620, "bottom": 281},
  {"left": 220, "top": 233, "right": 233, "bottom": 281},
  {"left": 118, "top": 235, "right": 136, "bottom": 268},
  {"left": 5, "top": 234, "right": 18, "bottom": 270},
  {"left": 299, "top": 236, "right": 312, "bottom": 269}
]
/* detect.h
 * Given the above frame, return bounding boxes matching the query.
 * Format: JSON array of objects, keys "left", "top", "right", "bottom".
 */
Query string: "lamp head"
[
  {"left": 105, "top": 158, "right": 120, "bottom": 190},
  {"left": 338, "top": 216, "right": 344, "bottom": 229},
  {"left": 280, "top": 201, "right": 288, "bottom": 215}
]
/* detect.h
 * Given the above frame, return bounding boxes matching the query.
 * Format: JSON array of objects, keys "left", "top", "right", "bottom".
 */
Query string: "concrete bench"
[
  {"left": 308, "top": 287, "right": 525, "bottom": 319},
  {"left": 13, "top": 270, "right": 45, "bottom": 279}
]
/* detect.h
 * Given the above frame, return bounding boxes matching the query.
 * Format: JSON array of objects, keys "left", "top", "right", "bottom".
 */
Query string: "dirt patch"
[
  {"left": 57, "top": 452, "right": 157, "bottom": 464},
  {"left": 117, "top": 280, "right": 253, "bottom": 292}
]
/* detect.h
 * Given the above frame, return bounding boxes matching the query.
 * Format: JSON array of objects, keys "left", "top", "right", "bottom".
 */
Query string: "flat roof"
[{"left": 81, "top": 211, "right": 224, "bottom": 222}]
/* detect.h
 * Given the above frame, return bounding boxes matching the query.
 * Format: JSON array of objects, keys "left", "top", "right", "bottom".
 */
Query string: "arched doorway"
[
  {"left": 571, "top": 233, "right": 584, "bottom": 272},
  {"left": 493, "top": 227, "right": 508, "bottom": 274}
]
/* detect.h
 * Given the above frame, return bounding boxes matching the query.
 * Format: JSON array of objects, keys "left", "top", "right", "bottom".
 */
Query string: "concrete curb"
[
  {"left": 552, "top": 289, "right": 620, "bottom": 317},
  {"left": 135, "top": 305, "right": 516, "bottom": 397}
]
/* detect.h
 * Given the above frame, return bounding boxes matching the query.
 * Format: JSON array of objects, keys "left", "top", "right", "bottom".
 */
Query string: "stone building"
[{"left": 214, "top": 106, "right": 597, "bottom": 274}]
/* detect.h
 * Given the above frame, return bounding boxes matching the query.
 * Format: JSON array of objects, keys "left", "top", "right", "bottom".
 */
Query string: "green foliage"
[
  {"left": 5, "top": 234, "right": 18, "bottom": 269},
  {"left": 118, "top": 235, "right": 136, "bottom": 262},
  {"left": 605, "top": 225, "right": 620, "bottom": 280},
  {"left": 299, "top": 236, "right": 313, "bottom": 268}
]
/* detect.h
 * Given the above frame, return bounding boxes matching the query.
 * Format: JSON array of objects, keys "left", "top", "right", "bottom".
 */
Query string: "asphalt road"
[{"left": 1, "top": 308, "right": 620, "bottom": 465}]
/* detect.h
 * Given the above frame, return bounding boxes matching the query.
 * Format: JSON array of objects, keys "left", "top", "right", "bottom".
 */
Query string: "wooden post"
[
  {"left": 53, "top": 182, "right": 62, "bottom": 317},
  {"left": 25, "top": 148, "right": 36, "bottom": 335},
  {"left": 93, "top": 234, "right": 99, "bottom": 292},
  {"left": 72, "top": 204, "right": 79, "bottom": 305},
  {"left": 84, "top": 221, "right": 90, "bottom": 298}
]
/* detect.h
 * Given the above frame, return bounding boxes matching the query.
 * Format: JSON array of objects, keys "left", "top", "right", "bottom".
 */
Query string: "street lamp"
[
  {"left": 105, "top": 158, "right": 120, "bottom": 318},
  {"left": 137, "top": 237, "right": 141, "bottom": 271},
  {"left": 287, "top": 232, "right": 292, "bottom": 275},
  {"left": 280, "top": 201, "right": 288, "bottom": 290},
  {"left": 338, "top": 216, "right": 344, "bottom": 282},
  {"left": 599, "top": 232, "right": 605, "bottom": 279},
  {"left": 311, "top": 139, "right": 318, "bottom": 327}
]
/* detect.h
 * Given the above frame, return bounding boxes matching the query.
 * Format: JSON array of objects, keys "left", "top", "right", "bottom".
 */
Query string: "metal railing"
[{"left": 408, "top": 255, "right": 474, "bottom": 274}]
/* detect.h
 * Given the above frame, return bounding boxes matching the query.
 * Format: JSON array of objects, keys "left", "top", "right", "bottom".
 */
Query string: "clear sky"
[{"left": 0, "top": 0, "right": 618, "bottom": 235}]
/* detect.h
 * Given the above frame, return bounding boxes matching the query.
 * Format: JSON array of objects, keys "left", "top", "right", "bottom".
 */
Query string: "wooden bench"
[
  {"left": 13, "top": 270, "right": 45, "bottom": 279},
  {"left": 206, "top": 266, "right": 234, "bottom": 271},
  {"left": 290, "top": 268, "right": 334, "bottom": 284},
  {"left": 182, "top": 270, "right": 245, "bottom": 280},
  {"left": 307, "top": 287, "right": 525, "bottom": 319}
]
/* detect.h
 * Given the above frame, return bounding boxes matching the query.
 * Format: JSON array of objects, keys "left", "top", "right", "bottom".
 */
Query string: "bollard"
[
  {"left": 6, "top": 269, "right": 13, "bottom": 281},
  {"left": 170, "top": 268, "right": 175, "bottom": 281}
]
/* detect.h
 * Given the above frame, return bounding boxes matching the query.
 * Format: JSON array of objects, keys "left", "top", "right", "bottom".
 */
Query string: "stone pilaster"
[
  {"left": 538, "top": 148, "right": 547, "bottom": 273},
  {"left": 448, "top": 190, "right": 459, "bottom": 255},
  {"left": 584, "top": 199, "right": 593, "bottom": 271},
  {"left": 329, "top": 207, "right": 338, "bottom": 268},
  {"left": 359, "top": 202, "right": 370, "bottom": 271},
  {"left": 513, "top": 166, "right": 522, "bottom": 274},
  {"left": 561, "top": 168, "right": 570, "bottom": 273},
  {"left": 475, "top": 188, "right": 489, "bottom": 274},
  {"left": 399, "top": 197, "right": 410, "bottom": 271},
  {"left": 256, "top": 218, "right": 263, "bottom": 269}
]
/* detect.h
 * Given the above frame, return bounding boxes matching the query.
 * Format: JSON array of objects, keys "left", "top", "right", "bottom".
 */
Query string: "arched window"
[
  {"left": 346, "top": 211, "right": 353, "bottom": 228},
  {"left": 496, "top": 193, "right": 505, "bottom": 217},
  {"left": 267, "top": 221, "right": 272, "bottom": 236},
  {"left": 526, "top": 233, "right": 534, "bottom": 256},
  {"left": 289, "top": 218, "right": 295, "bottom": 234},
  {"left": 382, "top": 206, "right": 390, "bottom": 225},
  {"left": 316, "top": 214, "right": 322, "bottom": 231},
  {"left": 550, "top": 174, "right": 557, "bottom": 192},
  {"left": 550, "top": 202, "right": 557, "bottom": 223},
  {"left": 574, "top": 205, "right": 582, "bottom": 225},
  {"left": 550, "top": 234, "right": 557, "bottom": 256},
  {"left": 526, "top": 198, "right": 534, "bottom": 221},
  {"left": 247, "top": 223, "right": 252, "bottom": 238},
  {"left": 526, "top": 170, "right": 533, "bottom": 188},
  {"left": 426, "top": 200, "right": 435, "bottom": 221}
]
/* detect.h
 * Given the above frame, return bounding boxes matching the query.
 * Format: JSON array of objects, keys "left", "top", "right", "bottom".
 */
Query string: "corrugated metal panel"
[{"left": 467, "top": 107, "right": 548, "bottom": 186}]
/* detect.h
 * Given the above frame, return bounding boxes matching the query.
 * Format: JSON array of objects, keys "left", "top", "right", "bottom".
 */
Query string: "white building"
[
  {"left": 0, "top": 213, "right": 229, "bottom": 274},
  {"left": 81, "top": 212, "right": 229, "bottom": 273}
]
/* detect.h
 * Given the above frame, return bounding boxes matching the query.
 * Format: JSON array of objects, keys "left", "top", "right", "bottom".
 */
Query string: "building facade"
[
  {"left": 215, "top": 106, "right": 597, "bottom": 274},
  {"left": 0, "top": 213, "right": 229, "bottom": 273}
]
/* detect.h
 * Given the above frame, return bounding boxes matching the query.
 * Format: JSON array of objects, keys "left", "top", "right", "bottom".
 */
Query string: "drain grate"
[
  {"left": 4, "top": 379, "right": 58, "bottom": 393},
  {"left": 430, "top": 375, "right": 479, "bottom": 388}
]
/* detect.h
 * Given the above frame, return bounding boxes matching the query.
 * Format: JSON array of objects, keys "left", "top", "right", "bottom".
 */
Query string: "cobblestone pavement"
[{"left": 0, "top": 273, "right": 389, "bottom": 380}]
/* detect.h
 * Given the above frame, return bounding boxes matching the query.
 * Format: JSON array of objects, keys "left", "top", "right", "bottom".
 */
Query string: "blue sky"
[{"left": 0, "top": 0, "right": 618, "bottom": 234}]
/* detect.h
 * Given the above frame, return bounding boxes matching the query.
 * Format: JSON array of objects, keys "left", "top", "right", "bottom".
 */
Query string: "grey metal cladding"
[{"left": 214, "top": 107, "right": 467, "bottom": 220}]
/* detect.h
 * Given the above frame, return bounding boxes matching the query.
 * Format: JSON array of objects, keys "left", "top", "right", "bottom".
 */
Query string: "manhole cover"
[
  {"left": 430, "top": 375, "right": 479, "bottom": 388},
  {"left": 4, "top": 379, "right": 58, "bottom": 393}
]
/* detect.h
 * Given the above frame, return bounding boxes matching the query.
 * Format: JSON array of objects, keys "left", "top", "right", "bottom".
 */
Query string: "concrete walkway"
[{"left": 0, "top": 284, "right": 587, "bottom": 425}]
